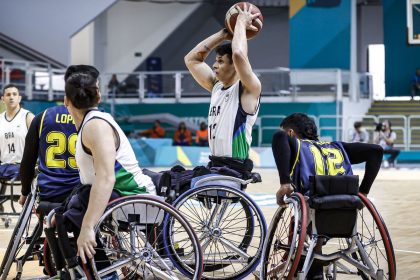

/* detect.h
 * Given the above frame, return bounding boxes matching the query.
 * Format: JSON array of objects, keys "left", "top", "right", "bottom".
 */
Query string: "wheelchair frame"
[
  {"left": 169, "top": 175, "right": 267, "bottom": 280},
  {"left": 45, "top": 194, "right": 205, "bottom": 280},
  {"left": 0, "top": 184, "right": 54, "bottom": 280},
  {"left": 0, "top": 176, "right": 22, "bottom": 228},
  {"left": 261, "top": 192, "right": 396, "bottom": 280}
]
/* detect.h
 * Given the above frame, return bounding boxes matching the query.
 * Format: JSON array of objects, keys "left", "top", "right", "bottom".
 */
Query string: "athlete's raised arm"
[
  {"left": 232, "top": 3, "right": 262, "bottom": 114},
  {"left": 185, "top": 29, "right": 231, "bottom": 92}
]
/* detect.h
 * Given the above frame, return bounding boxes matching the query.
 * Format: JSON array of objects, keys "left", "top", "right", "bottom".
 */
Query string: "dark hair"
[
  {"left": 215, "top": 43, "right": 233, "bottom": 64},
  {"left": 2, "top": 84, "right": 19, "bottom": 95},
  {"left": 384, "top": 120, "right": 393, "bottom": 133},
  {"left": 354, "top": 121, "right": 362, "bottom": 129},
  {"left": 154, "top": 120, "right": 161, "bottom": 125},
  {"left": 178, "top": 121, "right": 186, "bottom": 130},
  {"left": 64, "top": 65, "right": 99, "bottom": 82},
  {"left": 65, "top": 72, "right": 99, "bottom": 109},
  {"left": 280, "top": 113, "right": 319, "bottom": 141}
]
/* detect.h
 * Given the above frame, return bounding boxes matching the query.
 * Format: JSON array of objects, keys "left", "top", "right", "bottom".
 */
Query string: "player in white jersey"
[
  {"left": 185, "top": 3, "right": 261, "bottom": 161},
  {"left": 0, "top": 84, "right": 34, "bottom": 165},
  {"left": 0, "top": 84, "right": 34, "bottom": 212},
  {"left": 63, "top": 65, "right": 155, "bottom": 266}
]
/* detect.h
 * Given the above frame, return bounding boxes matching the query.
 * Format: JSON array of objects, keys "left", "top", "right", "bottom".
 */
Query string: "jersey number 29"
[{"left": 45, "top": 132, "right": 77, "bottom": 169}]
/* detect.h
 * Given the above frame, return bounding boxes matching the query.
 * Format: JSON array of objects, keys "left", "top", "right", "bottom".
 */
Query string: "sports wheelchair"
[
  {"left": 167, "top": 173, "right": 267, "bottom": 280},
  {"left": 0, "top": 182, "right": 62, "bottom": 280},
  {"left": 260, "top": 175, "right": 396, "bottom": 280},
  {"left": 0, "top": 174, "right": 22, "bottom": 228},
  {"left": 1, "top": 184, "right": 204, "bottom": 280},
  {"left": 44, "top": 194, "right": 204, "bottom": 280}
]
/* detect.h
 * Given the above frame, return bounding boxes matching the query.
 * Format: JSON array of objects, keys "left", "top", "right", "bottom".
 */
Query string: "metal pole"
[
  {"left": 48, "top": 65, "right": 53, "bottom": 101},
  {"left": 139, "top": 73, "right": 145, "bottom": 102},
  {"left": 349, "top": 0, "right": 358, "bottom": 102},
  {"left": 25, "top": 68, "right": 33, "bottom": 100},
  {"left": 175, "top": 72, "right": 182, "bottom": 102},
  {"left": 110, "top": 87, "right": 115, "bottom": 117}
]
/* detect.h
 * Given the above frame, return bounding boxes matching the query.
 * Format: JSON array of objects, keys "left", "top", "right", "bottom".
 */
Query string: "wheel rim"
[
  {"left": 90, "top": 196, "right": 203, "bottom": 280},
  {"left": 356, "top": 193, "right": 396, "bottom": 280},
  {"left": 172, "top": 185, "right": 267, "bottom": 280},
  {"left": 263, "top": 193, "right": 307, "bottom": 280}
]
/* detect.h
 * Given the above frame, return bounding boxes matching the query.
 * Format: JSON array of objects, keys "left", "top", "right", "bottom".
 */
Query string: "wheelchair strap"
[{"left": 208, "top": 155, "right": 253, "bottom": 179}]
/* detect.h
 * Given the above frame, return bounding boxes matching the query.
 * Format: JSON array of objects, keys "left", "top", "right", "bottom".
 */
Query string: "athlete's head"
[
  {"left": 213, "top": 43, "right": 236, "bottom": 83},
  {"left": 280, "top": 113, "right": 319, "bottom": 141},
  {"left": 2, "top": 84, "right": 21, "bottom": 110},
  {"left": 65, "top": 67, "right": 100, "bottom": 110},
  {"left": 64, "top": 65, "right": 99, "bottom": 82}
]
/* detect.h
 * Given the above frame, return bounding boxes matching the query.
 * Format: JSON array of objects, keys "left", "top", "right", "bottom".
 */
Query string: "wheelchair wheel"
[
  {"left": 88, "top": 195, "right": 203, "bottom": 280},
  {"left": 261, "top": 193, "right": 308, "bottom": 280},
  {"left": 43, "top": 239, "right": 57, "bottom": 277},
  {"left": 0, "top": 191, "right": 37, "bottom": 280},
  {"left": 169, "top": 185, "right": 267, "bottom": 280},
  {"left": 354, "top": 193, "right": 396, "bottom": 280}
]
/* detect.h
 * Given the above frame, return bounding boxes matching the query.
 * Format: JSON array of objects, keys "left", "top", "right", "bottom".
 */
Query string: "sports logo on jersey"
[{"left": 224, "top": 93, "right": 230, "bottom": 102}]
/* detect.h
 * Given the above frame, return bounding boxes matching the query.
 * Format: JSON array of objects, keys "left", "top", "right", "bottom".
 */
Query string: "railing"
[
  {"left": 257, "top": 114, "right": 414, "bottom": 150},
  {"left": 1, "top": 58, "right": 373, "bottom": 103},
  {"left": 257, "top": 115, "right": 318, "bottom": 146},
  {"left": 0, "top": 58, "right": 65, "bottom": 101},
  {"left": 408, "top": 116, "right": 420, "bottom": 149}
]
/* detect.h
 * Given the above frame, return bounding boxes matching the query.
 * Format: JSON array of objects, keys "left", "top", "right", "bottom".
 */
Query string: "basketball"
[{"left": 225, "top": 2, "right": 263, "bottom": 40}]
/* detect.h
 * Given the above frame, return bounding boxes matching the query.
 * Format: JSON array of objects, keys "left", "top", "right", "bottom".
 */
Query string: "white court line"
[{"left": 394, "top": 248, "right": 420, "bottom": 255}]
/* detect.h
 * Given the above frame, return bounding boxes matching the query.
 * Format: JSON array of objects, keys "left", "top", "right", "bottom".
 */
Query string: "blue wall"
[
  {"left": 383, "top": 0, "right": 420, "bottom": 96},
  {"left": 289, "top": 0, "right": 350, "bottom": 69}
]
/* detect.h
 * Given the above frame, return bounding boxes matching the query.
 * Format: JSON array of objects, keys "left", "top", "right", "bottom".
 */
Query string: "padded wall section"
[
  {"left": 289, "top": 0, "right": 351, "bottom": 69},
  {"left": 383, "top": 0, "right": 420, "bottom": 96}
]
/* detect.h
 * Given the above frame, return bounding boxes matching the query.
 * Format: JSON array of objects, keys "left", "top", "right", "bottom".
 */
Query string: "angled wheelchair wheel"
[
  {"left": 0, "top": 191, "right": 39, "bottom": 280},
  {"left": 42, "top": 239, "right": 57, "bottom": 277},
  {"left": 354, "top": 193, "right": 396, "bottom": 280},
  {"left": 88, "top": 195, "right": 203, "bottom": 280},
  {"left": 169, "top": 185, "right": 267, "bottom": 280},
  {"left": 261, "top": 193, "right": 308, "bottom": 280}
]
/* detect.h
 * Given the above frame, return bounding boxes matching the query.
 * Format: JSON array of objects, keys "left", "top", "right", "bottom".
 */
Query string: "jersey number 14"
[{"left": 8, "top": 143, "right": 15, "bottom": 153}]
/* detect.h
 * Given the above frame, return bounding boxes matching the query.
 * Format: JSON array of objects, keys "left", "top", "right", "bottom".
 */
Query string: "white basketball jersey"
[
  {"left": 208, "top": 81, "right": 259, "bottom": 159},
  {"left": 0, "top": 108, "right": 30, "bottom": 164},
  {"left": 76, "top": 110, "right": 156, "bottom": 195}
]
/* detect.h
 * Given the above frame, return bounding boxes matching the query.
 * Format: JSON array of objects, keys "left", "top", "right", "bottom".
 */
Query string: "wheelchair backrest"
[
  {"left": 114, "top": 195, "right": 165, "bottom": 225},
  {"left": 191, "top": 174, "right": 243, "bottom": 190},
  {"left": 308, "top": 175, "right": 363, "bottom": 238},
  {"left": 309, "top": 175, "right": 359, "bottom": 196}
]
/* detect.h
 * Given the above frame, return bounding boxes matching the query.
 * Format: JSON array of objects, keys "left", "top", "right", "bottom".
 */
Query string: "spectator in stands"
[
  {"left": 373, "top": 120, "right": 400, "bottom": 168},
  {"left": 196, "top": 122, "right": 209, "bottom": 146},
  {"left": 411, "top": 68, "right": 420, "bottom": 100},
  {"left": 108, "top": 74, "right": 120, "bottom": 97},
  {"left": 173, "top": 122, "right": 192, "bottom": 146},
  {"left": 350, "top": 121, "right": 369, "bottom": 143},
  {"left": 138, "top": 120, "right": 166, "bottom": 139}
]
